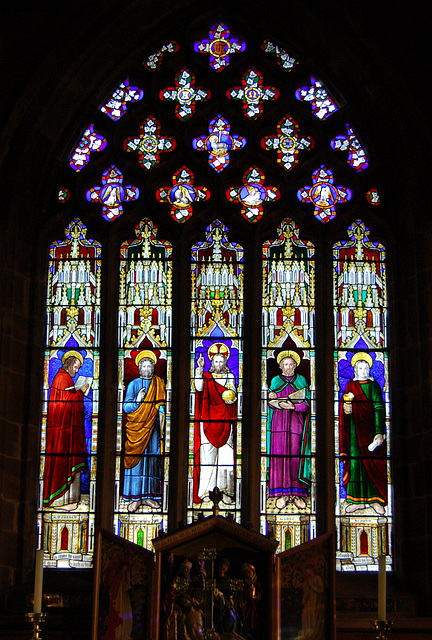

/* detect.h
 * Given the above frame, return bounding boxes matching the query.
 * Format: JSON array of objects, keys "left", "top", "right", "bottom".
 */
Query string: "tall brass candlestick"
[{"left": 33, "top": 550, "right": 44, "bottom": 614}]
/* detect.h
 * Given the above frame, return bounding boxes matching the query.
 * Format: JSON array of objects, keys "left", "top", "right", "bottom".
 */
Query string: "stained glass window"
[
  {"left": 226, "top": 166, "right": 280, "bottom": 223},
  {"left": 189, "top": 221, "right": 244, "bottom": 522},
  {"left": 115, "top": 219, "right": 172, "bottom": 548},
  {"left": 261, "top": 40, "right": 298, "bottom": 72},
  {"left": 124, "top": 116, "right": 176, "bottom": 171},
  {"left": 38, "top": 219, "right": 101, "bottom": 568},
  {"left": 143, "top": 41, "right": 179, "bottom": 71},
  {"left": 261, "top": 114, "right": 314, "bottom": 172},
  {"left": 46, "top": 19, "right": 391, "bottom": 572},
  {"left": 333, "top": 220, "right": 392, "bottom": 570},
  {"left": 261, "top": 219, "right": 316, "bottom": 549}
]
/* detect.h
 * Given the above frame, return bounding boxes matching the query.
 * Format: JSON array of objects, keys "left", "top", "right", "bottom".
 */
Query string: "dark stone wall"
[{"left": 0, "top": 0, "right": 431, "bottom": 624}]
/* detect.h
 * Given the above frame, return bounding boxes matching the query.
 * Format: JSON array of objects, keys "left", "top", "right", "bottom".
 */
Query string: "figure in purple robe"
[{"left": 267, "top": 350, "right": 311, "bottom": 509}]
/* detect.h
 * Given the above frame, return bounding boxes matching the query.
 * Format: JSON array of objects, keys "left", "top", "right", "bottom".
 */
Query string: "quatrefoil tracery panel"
[{"left": 65, "top": 22, "right": 373, "bottom": 225}]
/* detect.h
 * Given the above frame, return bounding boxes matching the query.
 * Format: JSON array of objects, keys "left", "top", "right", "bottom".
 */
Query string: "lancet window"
[{"left": 39, "top": 19, "right": 392, "bottom": 575}]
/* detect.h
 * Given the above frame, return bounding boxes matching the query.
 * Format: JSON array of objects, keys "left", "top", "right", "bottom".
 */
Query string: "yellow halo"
[
  {"left": 277, "top": 350, "right": 301, "bottom": 367},
  {"left": 351, "top": 352, "right": 373, "bottom": 369},
  {"left": 135, "top": 350, "right": 157, "bottom": 366},
  {"left": 62, "top": 350, "right": 83, "bottom": 366},
  {"left": 208, "top": 343, "right": 230, "bottom": 360}
]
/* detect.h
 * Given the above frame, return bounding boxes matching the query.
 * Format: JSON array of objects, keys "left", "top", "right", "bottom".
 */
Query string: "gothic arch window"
[{"left": 39, "top": 18, "right": 392, "bottom": 573}]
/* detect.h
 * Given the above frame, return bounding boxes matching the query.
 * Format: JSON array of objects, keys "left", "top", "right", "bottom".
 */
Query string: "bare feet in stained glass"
[
  {"left": 128, "top": 498, "right": 160, "bottom": 512},
  {"left": 345, "top": 503, "right": 365, "bottom": 513},
  {"left": 57, "top": 503, "right": 79, "bottom": 511},
  {"left": 293, "top": 496, "right": 307, "bottom": 509},
  {"left": 371, "top": 502, "right": 385, "bottom": 515},
  {"left": 275, "top": 495, "right": 307, "bottom": 509},
  {"left": 276, "top": 496, "right": 289, "bottom": 509}
]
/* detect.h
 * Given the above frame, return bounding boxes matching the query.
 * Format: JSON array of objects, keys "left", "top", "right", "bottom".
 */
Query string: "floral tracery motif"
[
  {"left": 297, "top": 165, "right": 352, "bottom": 223},
  {"left": 86, "top": 165, "right": 139, "bottom": 221},
  {"left": 159, "top": 68, "right": 210, "bottom": 120},
  {"left": 227, "top": 67, "right": 279, "bottom": 120},
  {"left": 261, "top": 40, "right": 298, "bottom": 72},
  {"left": 124, "top": 116, "right": 176, "bottom": 170},
  {"left": 58, "top": 187, "right": 71, "bottom": 203},
  {"left": 192, "top": 115, "right": 246, "bottom": 172},
  {"left": 156, "top": 166, "right": 210, "bottom": 223},
  {"left": 295, "top": 76, "right": 339, "bottom": 120},
  {"left": 69, "top": 124, "right": 107, "bottom": 172},
  {"left": 194, "top": 22, "right": 246, "bottom": 72},
  {"left": 100, "top": 78, "right": 144, "bottom": 121},
  {"left": 143, "top": 41, "right": 179, "bottom": 71},
  {"left": 261, "top": 114, "right": 314, "bottom": 171},
  {"left": 226, "top": 166, "right": 280, "bottom": 223},
  {"left": 330, "top": 124, "right": 369, "bottom": 171},
  {"left": 366, "top": 188, "right": 381, "bottom": 205}
]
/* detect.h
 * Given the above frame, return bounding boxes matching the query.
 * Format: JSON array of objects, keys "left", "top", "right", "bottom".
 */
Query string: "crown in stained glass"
[{"left": 192, "top": 115, "right": 246, "bottom": 172}]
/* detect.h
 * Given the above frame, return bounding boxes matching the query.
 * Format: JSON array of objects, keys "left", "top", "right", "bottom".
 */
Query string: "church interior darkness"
[{"left": 0, "top": 1, "right": 431, "bottom": 638}]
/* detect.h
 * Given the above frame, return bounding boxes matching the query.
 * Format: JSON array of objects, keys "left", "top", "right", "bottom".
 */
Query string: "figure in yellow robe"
[{"left": 123, "top": 352, "right": 165, "bottom": 512}]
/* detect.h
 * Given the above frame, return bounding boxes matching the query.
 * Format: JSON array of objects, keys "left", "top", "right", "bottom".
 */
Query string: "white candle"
[
  {"left": 378, "top": 554, "right": 386, "bottom": 621},
  {"left": 33, "top": 549, "right": 44, "bottom": 614}
]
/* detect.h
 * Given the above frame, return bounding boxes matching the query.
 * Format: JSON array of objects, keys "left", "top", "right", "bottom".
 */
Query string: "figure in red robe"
[{"left": 43, "top": 351, "right": 89, "bottom": 510}]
